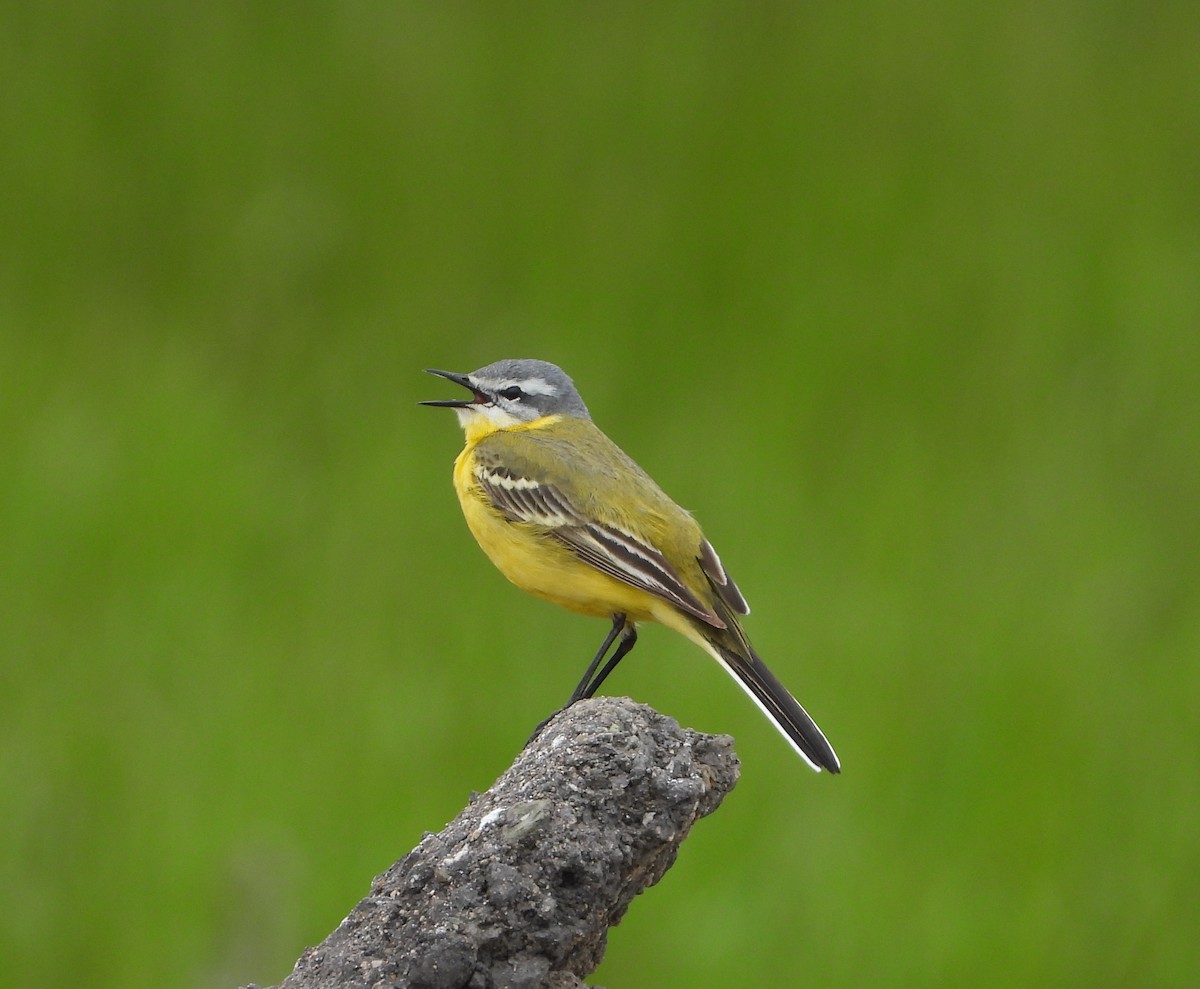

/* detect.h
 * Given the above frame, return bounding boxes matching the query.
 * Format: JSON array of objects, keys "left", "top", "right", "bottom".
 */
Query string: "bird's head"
[{"left": 421, "top": 359, "right": 591, "bottom": 437}]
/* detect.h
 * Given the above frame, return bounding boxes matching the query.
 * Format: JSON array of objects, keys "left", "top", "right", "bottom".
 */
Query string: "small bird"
[{"left": 421, "top": 359, "right": 839, "bottom": 772}]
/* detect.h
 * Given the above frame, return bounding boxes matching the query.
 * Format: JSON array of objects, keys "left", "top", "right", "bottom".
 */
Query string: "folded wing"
[{"left": 473, "top": 462, "right": 723, "bottom": 627}]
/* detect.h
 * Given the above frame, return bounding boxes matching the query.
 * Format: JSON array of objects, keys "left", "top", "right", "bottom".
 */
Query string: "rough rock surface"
[{"left": 243, "top": 696, "right": 740, "bottom": 989}]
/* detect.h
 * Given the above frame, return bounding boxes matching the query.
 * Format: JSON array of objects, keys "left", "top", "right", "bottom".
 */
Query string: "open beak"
[{"left": 419, "top": 368, "right": 485, "bottom": 408}]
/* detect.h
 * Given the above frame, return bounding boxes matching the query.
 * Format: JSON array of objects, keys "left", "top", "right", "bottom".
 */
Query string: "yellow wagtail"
[{"left": 421, "top": 359, "right": 840, "bottom": 773}]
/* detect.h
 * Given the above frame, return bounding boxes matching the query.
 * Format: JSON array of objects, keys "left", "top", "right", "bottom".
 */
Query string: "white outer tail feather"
[{"left": 698, "top": 639, "right": 837, "bottom": 773}]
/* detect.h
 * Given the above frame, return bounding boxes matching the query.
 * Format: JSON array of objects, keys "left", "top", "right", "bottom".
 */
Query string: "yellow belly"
[
  {"left": 453, "top": 447, "right": 663, "bottom": 623},
  {"left": 460, "top": 486, "right": 660, "bottom": 620}
]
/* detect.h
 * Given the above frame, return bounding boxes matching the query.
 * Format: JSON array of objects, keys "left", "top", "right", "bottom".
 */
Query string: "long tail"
[{"left": 700, "top": 621, "right": 840, "bottom": 774}]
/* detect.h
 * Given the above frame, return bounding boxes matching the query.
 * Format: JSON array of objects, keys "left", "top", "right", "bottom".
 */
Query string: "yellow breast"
[{"left": 451, "top": 441, "right": 663, "bottom": 623}]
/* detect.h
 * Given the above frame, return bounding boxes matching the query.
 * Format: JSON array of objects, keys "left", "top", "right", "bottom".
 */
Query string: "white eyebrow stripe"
[
  {"left": 517, "top": 377, "right": 559, "bottom": 396},
  {"left": 471, "top": 375, "right": 559, "bottom": 397}
]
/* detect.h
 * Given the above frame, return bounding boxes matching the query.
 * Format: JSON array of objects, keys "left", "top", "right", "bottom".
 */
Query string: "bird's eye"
[{"left": 499, "top": 386, "right": 523, "bottom": 401}]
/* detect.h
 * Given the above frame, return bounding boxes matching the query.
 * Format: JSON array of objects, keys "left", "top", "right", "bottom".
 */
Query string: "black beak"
[{"left": 419, "top": 368, "right": 484, "bottom": 408}]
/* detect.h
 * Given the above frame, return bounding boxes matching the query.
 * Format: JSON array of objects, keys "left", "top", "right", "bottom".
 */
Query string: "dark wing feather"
[
  {"left": 699, "top": 538, "right": 750, "bottom": 615},
  {"left": 472, "top": 461, "right": 722, "bottom": 626}
]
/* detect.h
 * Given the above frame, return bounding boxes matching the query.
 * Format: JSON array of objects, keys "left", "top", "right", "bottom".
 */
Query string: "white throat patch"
[{"left": 455, "top": 403, "right": 523, "bottom": 430}]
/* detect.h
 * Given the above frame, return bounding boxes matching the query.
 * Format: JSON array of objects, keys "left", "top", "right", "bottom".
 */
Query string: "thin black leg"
[
  {"left": 566, "top": 613, "right": 627, "bottom": 705},
  {"left": 579, "top": 623, "right": 638, "bottom": 699},
  {"left": 526, "top": 614, "right": 636, "bottom": 747}
]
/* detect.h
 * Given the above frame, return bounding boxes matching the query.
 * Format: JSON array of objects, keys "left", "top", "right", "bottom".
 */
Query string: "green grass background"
[{"left": 3, "top": 3, "right": 1198, "bottom": 986}]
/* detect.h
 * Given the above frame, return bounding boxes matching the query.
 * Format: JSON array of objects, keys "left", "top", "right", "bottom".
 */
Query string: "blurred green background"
[{"left": 3, "top": 3, "right": 1198, "bottom": 986}]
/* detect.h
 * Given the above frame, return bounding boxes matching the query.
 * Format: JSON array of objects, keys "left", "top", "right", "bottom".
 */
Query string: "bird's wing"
[
  {"left": 471, "top": 455, "right": 724, "bottom": 627},
  {"left": 699, "top": 538, "right": 750, "bottom": 616}
]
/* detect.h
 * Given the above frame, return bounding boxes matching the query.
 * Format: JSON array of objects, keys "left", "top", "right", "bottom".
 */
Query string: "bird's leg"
[
  {"left": 566, "top": 613, "right": 628, "bottom": 705},
  {"left": 526, "top": 614, "right": 634, "bottom": 747},
  {"left": 578, "top": 622, "right": 638, "bottom": 700}
]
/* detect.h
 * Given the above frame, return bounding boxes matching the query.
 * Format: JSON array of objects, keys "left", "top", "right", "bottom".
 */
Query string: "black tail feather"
[{"left": 706, "top": 634, "right": 840, "bottom": 774}]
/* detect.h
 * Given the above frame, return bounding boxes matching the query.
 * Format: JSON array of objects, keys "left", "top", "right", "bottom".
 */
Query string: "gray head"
[{"left": 421, "top": 359, "right": 591, "bottom": 429}]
